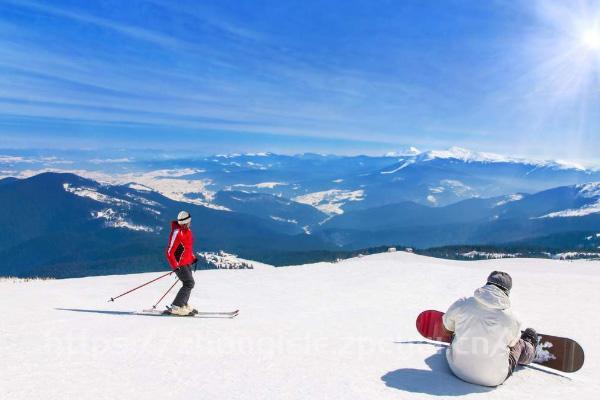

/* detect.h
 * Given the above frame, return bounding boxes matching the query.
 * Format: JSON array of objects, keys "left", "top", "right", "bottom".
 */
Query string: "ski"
[
  {"left": 195, "top": 309, "right": 239, "bottom": 316},
  {"left": 136, "top": 308, "right": 239, "bottom": 318},
  {"left": 163, "top": 305, "right": 239, "bottom": 316}
]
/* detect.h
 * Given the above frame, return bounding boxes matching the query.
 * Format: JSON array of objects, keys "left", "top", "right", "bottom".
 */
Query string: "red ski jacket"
[{"left": 166, "top": 221, "right": 196, "bottom": 269}]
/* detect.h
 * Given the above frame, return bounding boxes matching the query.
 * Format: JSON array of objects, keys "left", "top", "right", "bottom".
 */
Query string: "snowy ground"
[{"left": 1, "top": 252, "right": 599, "bottom": 400}]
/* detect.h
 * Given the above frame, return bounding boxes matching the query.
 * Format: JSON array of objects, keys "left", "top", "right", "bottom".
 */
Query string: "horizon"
[
  {"left": 1, "top": 1, "right": 600, "bottom": 163},
  {"left": 1, "top": 145, "right": 599, "bottom": 171}
]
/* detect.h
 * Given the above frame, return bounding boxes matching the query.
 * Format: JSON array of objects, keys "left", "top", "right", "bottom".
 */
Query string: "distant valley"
[{"left": 1, "top": 148, "right": 599, "bottom": 277}]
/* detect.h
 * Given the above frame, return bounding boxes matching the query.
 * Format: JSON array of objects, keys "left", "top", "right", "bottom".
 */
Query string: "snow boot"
[
  {"left": 521, "top": 328, "right": 540, "bottom": 347},
  {"left": 168, "top": 305, "right": 192, "bottom": 316},
  {"left": 184, "top": 304, "right": 198, "bottom": 315}
]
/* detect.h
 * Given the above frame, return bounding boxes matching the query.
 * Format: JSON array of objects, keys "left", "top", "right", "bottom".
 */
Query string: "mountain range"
[
  {"left": 0, "top": 173, "right": 325, "bottom": 277},
  {"left": 126, "top": 148, "right": 600, "bottom": 213},
  {"left": 1, "top": 148, "right": 599, "bottom": 277}
]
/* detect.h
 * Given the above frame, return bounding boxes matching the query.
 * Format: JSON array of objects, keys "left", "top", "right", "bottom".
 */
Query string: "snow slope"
[{"left": 1, "top": 252, "right": 599, "bottom": 400}]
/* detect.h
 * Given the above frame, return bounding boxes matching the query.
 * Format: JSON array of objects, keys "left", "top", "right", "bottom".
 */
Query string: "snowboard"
[{"left": 416, "top": 310, "right": 584, "bottom": 373}]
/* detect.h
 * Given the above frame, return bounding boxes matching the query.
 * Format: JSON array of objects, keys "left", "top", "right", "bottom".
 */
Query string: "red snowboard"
[{"left": 416, "top": 310, "right": 584, "bottom": 373}]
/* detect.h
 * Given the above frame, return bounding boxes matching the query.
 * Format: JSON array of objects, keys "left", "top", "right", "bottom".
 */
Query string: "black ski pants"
[{"left": 172, "top": 265, "right": 195, "bottom": 307}]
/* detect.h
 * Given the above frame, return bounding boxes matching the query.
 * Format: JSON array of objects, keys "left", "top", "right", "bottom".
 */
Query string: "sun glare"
[
  {"left": 517, "top": 0, "right": 600, "bottom": 152},
  {"left": 581, "top": 28, "right": 600, "bottom": 50},
  {"left": 527, "top": 1, "right": 600, "bottom": 101}
]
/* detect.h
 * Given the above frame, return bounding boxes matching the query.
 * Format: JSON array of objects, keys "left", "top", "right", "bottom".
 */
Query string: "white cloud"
[
  {"left": 0, "top": 156, "right": 33, "bottom": 164},
  {"left": 89, "top": 158, "right": 133, "bottom": 164},
  {"left": 0, "top": 155, "right": 73, "bottom": 165}
]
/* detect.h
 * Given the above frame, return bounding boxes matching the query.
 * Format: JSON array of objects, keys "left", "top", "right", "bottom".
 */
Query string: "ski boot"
[
  {"left": 521, "top": 328, "right": 540, "bottom": 348},
  {"left": 185, "top": 304, "right": 198, "bottom": 315},
  {"left": 166, "top": 305, "right": 192, "bottom": 316}
]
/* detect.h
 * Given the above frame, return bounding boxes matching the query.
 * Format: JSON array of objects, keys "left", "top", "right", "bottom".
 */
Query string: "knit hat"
[
  {"left": 177, "top": 210, "right": 191, "bottom": 225},
  {"left": 487, "top": 271, "right": 512, "bottom": 295}
]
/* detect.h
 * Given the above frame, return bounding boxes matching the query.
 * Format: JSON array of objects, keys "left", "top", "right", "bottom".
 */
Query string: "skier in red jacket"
[{"left": 165, "top": 210, "right": 198, "bottom": 315}]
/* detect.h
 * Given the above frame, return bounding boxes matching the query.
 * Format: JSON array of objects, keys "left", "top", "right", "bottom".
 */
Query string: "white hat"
[{"left": 177, "top": 211, "right": 191, "bottom": 225}]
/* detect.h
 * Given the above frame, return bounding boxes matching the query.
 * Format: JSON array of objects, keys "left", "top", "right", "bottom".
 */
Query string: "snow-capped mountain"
[
  {"left": 198, "top": 148, "right": 599, "bottom": 211},
  {"left": 350, "top": 147, "right": 597, "bottom": 210},
  {"left": 5, "top": 148, "right": 598, "bottom": 214},
  {"left": 0, "top": 173, "right": 328, "bottom": 278},
  {"left": 214, "top": 190, "right": 327, "bottom": 234},
  {"left": 2, "top": 149, "right": 600, "bottom": 277},
  {"left": 534, "top": 183, "right": 600, "bottom": 218},
  {"left": 315, "top": 182, "right": 600, "bottom": 248}
]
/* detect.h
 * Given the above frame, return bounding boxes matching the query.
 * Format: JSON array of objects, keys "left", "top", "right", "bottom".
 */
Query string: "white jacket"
[{"left": 442, "top": 285, "right": 521, "bottom": 387}]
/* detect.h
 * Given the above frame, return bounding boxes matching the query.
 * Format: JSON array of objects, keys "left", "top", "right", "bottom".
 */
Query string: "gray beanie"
[{"left": 487, "top": 271, "right": 512, "bottom": 294}]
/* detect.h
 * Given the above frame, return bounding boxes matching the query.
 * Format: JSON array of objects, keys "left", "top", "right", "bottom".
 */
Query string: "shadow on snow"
[
  {"left": 55, "top": 308, "right": 233, "bottom": 318},
  {"left": 382, "top": 345, "right": 494, "bottom": 396},
  {"left": 383, "top": 340, "right": 571, "bottom": 395}
]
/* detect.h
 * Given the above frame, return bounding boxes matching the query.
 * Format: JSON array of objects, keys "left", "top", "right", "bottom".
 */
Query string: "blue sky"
[{"left": 1, "top": 0, "right": 599, "bottom": 163}]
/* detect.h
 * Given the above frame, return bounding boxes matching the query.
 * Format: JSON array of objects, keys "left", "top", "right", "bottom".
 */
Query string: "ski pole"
[
  {"left": 108, "top": 271, "right": 173, "bottom": 302},
  {"left": 151, "top": 277, "right": 179, "bottom": 309}
]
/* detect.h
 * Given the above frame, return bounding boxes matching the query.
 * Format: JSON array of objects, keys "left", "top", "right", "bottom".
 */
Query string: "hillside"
[
  {"left": 5, "top": 148, "right": 600, "bottom": 213},
  {"left": 316, "top": 183, "right": 600, "bottom": 249},
  {"left": 0, "top": 172, "right": 329, "bottom": 277},
  {"left": 1, "top": 171, "right": 599, "bottom": 277},
  {"left": 1, "top": 252, "right": 598, "bottom": 399}
]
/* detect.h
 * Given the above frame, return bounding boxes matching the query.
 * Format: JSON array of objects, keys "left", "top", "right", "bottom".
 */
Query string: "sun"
[
  {"left": 580, "top": 27, "right": 600, "bottom": 50},
  {"left": 518, "top": 0, "right": 600, "bottom": 143}
]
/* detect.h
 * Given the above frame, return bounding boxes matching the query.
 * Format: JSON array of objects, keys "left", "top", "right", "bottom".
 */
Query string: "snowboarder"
[
  {"left": 165, "top": 211, "right": 198, "bottom": 316},
  {"left": 442, "top": 271, "right": 540, "bottom": 386}
]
